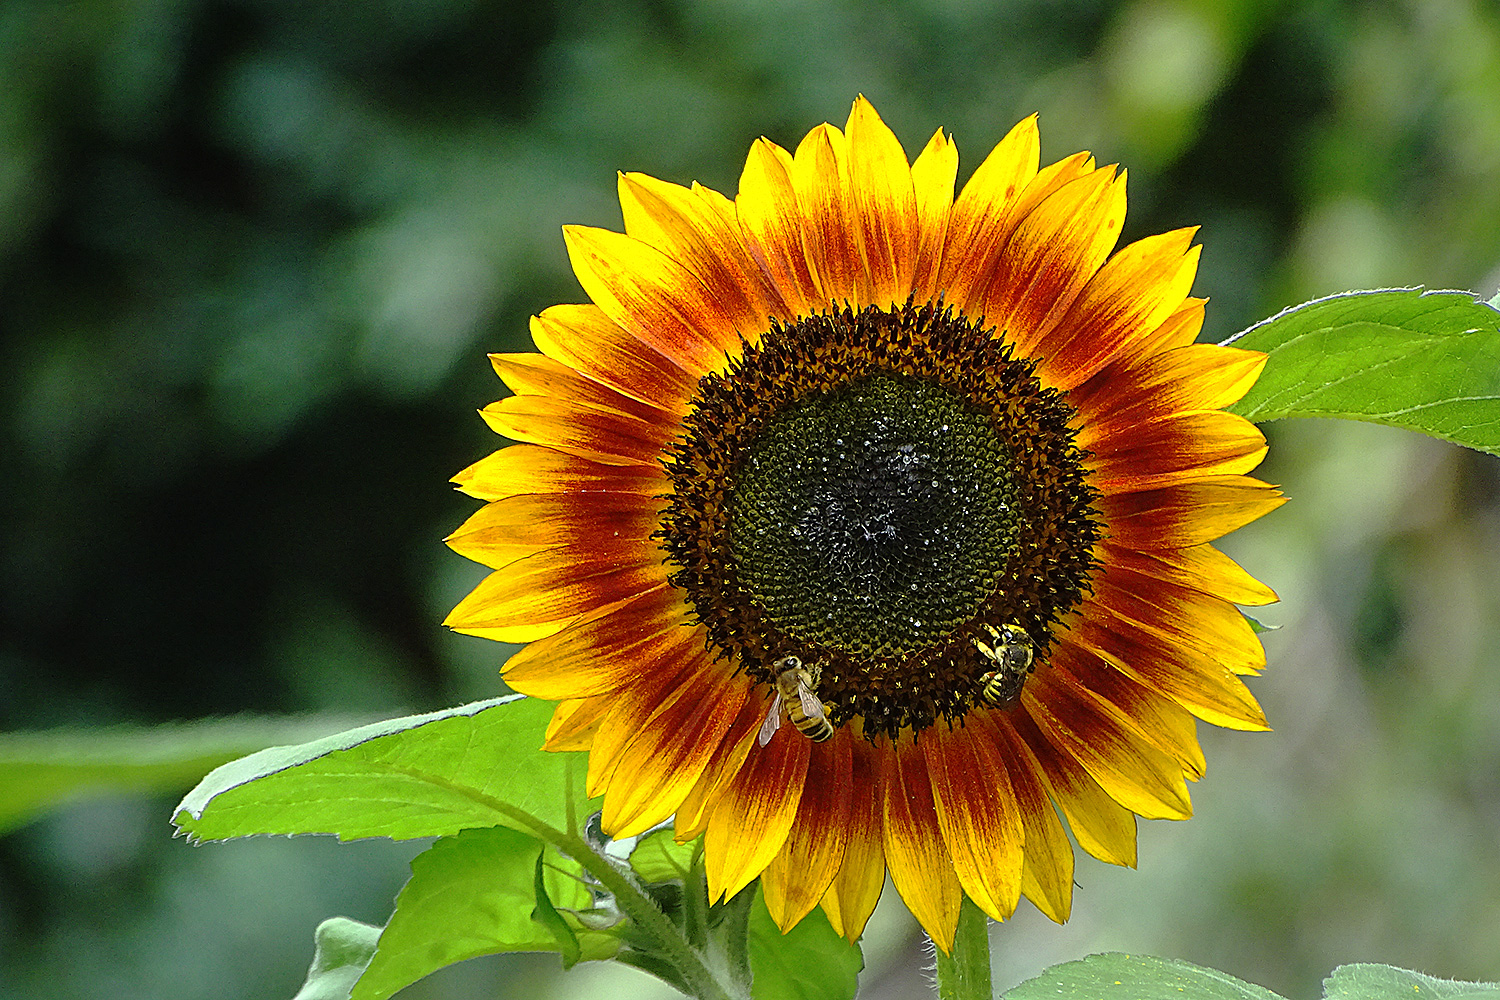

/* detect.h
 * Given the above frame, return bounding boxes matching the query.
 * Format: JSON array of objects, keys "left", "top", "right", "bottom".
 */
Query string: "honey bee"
[
  {"left": 972, "top": 622, "right": 1036, "bottom": 706},
  {"left": 757, "top": 655, "right": 834, "bottom": 746}
]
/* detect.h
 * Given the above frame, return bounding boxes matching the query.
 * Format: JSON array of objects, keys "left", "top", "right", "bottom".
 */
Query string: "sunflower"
[{"left": 445, "top": 97, "right": 1282, "bottom": 951}]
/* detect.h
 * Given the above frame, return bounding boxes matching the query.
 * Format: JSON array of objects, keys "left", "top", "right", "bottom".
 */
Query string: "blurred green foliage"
[{"left": 2, "top": 0, "right": 1499, "bottom": 998}]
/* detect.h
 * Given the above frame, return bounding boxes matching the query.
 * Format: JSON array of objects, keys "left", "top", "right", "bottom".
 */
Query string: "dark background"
[{"left": 4, "top": 0, "right": 1500, "bottom": 997}]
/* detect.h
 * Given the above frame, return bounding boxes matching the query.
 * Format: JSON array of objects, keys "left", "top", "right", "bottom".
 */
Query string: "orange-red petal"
[
  {"left": 921, "top": 720, "right": 1024, "bottom": 922},
  {"left": 601, "top": 666, "right": 753, "bottom": 837},
  {"left": 818, "top": 736, "right": 886, "bottom": 942},
  {"left": 529, "top": 304, "right": 698, "bottom": 412},
  {"left": 703, "top": 720, "right": 812, "bottom": 902},
  {"left": 762, "top": 732, "right": 855, "bottom": 929},
  {"left": 1097, "top": 475, "right": 1286, "bottom": 548},
  {"left": 881, "top": 737, "right": 963, "bottom": 950},
  {"left": 845, "top": 96, "right": 919, "bottom": 307},
  {"left": 563, "top": 224, "right": 741, "bottom": 373}
]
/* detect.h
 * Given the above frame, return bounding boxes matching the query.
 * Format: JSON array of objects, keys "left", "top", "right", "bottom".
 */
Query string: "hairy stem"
[
  {"left": 934, "top": 897, "right": 992, "bottom": 1000},
  {"left": 548, "top": 825, "right": 749, "bottom": 1000}
]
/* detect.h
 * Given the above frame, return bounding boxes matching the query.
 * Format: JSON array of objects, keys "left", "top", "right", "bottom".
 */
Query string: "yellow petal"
[
  {"left": 544, "top": 696, "right": 610, "bottom": 752},
  {"left": 673, "top": 694, "right": 768, "bottom": 841},
  {"left": 762, "top": 733, "right": 854, "bottom": 929},
  {"left": 817, "top": 737, "right": 886, "bottom": 942},
  {"left": 1074, "top": 343, "right": 1269, "bottom": 434},
  {"left": 1097, "top": 475, "right": 1287, "bottom": 549},
  {"left": 618, "top": 171, "right": 777, "bottom": 332},
  {"left": 921, "top": 721, "right": 1024, "bottom": 922},
  {"left": 1049, "top": 641, "right": 1207, "bottom": 780},
  {"left": 529, "top": 304, "right": 698, "bottom": 413},
  {"left": 981, "top": 713, "right": 1074, "bottom": 923},
  {"left": 479, "top": 394, "right": 669, "bottom": 468},
  {"left": 1010, "top": 710, "right": 1138, "bottom": 867},
  {"left": 443, "top": 544, "right": 663, "bottom": 632},
  {"left": 451, "top": 442, "right": 666, "bottom": 503},
  {"left": 792, "top": 123, "right": 863, "bottom": 306},
  {"left": 736, "top": 138, "right": 818, "bottom": 315},
  {"left": 1022, "top": 672, "right": 1193, "bottom": 821},
  {"left": 1035, "top": 229, "right": 1200, "bottom": 391},
  {"left": 563, "top": 224, "right": 740, "bottom": 374},
  {"left": 1096, "top": 541, "right": 1279, "bottom": 607},
  {"left": 602, "top": 667, "right": 752, "bottom": 837},
  {"left": 881, "top": 738, "right": 963, "bottom": 952},
  {"left": 909, "top": 127, "right": 958, "bottom": 304},
  {"left": 845, "top": 95, "right": 918, "bottom": 307},
  {"left": 702, "top": 727, "right": 810, "bottom": 902},
  {"left": 987, "top": 166, "right": 1127, "bottom": 354},
  {"left": 936, "top": 115, "right": 1040, "bottom": 310},
  {"left": 501, "top": 585, "right": 688, "bottom": 699}
]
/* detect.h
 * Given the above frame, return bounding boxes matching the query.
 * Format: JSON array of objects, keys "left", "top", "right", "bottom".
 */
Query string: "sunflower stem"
[
  {"left": 713, "top": 883, "right": 755, "bottom": 992},
  {"left": 934, "top": 897, "right": 992, "bottom": 1000},
  {"left": 683, "top": 844, "right": 711, "bottom": 950},
  {"left": 549, "top": 829, "right": 748, "bottom": 1000}
]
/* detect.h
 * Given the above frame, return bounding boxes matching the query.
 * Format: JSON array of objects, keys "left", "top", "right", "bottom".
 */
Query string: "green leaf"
[
  {"left": 172, "top": 696, "right": 597, "bottom": 843},
  {"left": 1004, "top": 953, "right": 1287, "bottom": 1000},
  {"left": 1224, "top": 288, "right": 1500, "bottom": 455},
  {"left": 531, "top": 849, "right": 583, "bottom": 968},
  {"left": 1324, "top": 963, "right": 1500, "bottom": 1000},
  {"left": 292, "top": 917, "right": 382, "bottom": 1000},
  {"left": 351, "top": 827, "right": 617, "bottom": 1000},
  {"left": 629, "top": 828, "right": 698, "bottom": 884},
  {"left": 1242, "top": 611, "right": 1280, "bottom": 634},
  {"left": 0, "top": 715, "right": 375, "bottom": 834},
  {"left": 747, "top": 885, "right": 863, "bottom": 1000}
]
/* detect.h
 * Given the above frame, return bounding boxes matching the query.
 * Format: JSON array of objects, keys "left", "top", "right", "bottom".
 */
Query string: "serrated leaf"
[
  {"left": 747, "top": 885, "right": 863, "bottom": 1000},
  {"left": 0, "top": 715, "right": 373, "bottom": 834},
  {"left": 629, "top": 829, "right": 697, "bottom": 884},
  {"left": 1224, "top": 288, "right": 1500, "bottom": 454},
  {"left": 292, "top": 917, "right": 382, "bottom": 1000},
  {"left": 172, "top": 696, "right": 597, "bottom": 843},
  {"left": 1324, "top": 963, "right": 1500, "bottom": 1000},
  {"left": 1004, "top": 953, "right": 1287, "bottom": 1000},
  {"left": 352, "top": 827, "right": 618, "bottom": 1000}
]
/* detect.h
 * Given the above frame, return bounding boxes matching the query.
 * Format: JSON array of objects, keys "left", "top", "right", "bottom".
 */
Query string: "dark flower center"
[
  {"left": 729, "top": 373, "right": 1017, "bottom": 658},
  {"left": 657, "top": 300, "right": 1099, "bottom": 740}
]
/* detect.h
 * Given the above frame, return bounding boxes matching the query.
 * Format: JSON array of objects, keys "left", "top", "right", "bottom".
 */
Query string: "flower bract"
[{"left": 445, "top": 97, "right": 1283, "bottom": 951}]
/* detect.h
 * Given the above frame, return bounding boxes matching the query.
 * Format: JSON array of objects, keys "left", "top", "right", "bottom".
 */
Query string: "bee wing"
[
  {"left": 796, "top": 683, "right": 827, "bottom": 722},
  {"left": 757, "top": 693, "right": 783, "bottom": 747}
]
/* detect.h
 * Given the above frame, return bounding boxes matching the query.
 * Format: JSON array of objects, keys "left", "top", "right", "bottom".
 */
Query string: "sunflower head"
[{"left": 446, "top": 96, "right": 1283, "bottom": 951}]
